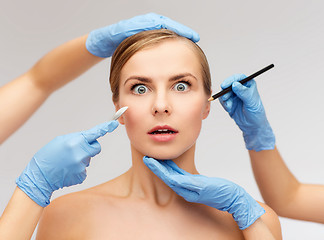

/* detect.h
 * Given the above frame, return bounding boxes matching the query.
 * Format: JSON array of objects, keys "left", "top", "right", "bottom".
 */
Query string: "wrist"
[
  {"left": 243, "top": 125, "right": 275, "bottom": 152},
  {"left": 16, "top": 178, "right": 51, "bottom": 208},
  {"left": 228, "top": 187, "right": 265, "bottom": 230},
  {"left": 16, "top": 159, "right": 53, "bottom": 207},
  {"left": 242, "top": 218, "right": 276, "bottom": 239}
]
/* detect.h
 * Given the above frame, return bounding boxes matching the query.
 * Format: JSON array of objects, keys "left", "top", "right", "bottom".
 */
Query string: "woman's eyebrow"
[
  {"left": 124, "top": 76, "right": 152, "bottom": 85},
  {"left": 124, "top": 73, "right": 197, "bottom": 85},
  {"left": 169, "top": 73, "right": 197, "bottom": 82}
]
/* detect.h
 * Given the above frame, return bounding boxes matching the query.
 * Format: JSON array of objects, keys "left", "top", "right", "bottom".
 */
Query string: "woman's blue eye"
[
  {"left": 133, "top": 85, "right": 148, "bottom": 94},
  {"left": 174, "top": 82, "right": 189, "bottom": 92}
]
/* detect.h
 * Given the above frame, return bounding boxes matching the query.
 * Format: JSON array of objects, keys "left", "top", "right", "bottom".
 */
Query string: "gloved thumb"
[
  {"left": 231, "top": 81, "right": 253, "bottom": 104},
  {"left": 82, "top": 121, "right": 119, "bottom": 144},
  {"left": 161, "top": 15, "right": 200, "bottom": 42}
]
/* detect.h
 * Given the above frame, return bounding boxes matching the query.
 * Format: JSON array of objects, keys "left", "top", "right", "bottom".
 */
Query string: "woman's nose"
[{"left": 151, "top": 92, "right": 172, "bottom": 116}]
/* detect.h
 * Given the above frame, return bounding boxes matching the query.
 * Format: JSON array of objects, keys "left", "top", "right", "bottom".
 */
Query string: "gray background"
[{"left": 1, "top": 0, "right": 323, "bottom": 239}]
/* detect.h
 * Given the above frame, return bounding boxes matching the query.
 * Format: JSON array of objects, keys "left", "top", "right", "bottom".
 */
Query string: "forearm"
[
  {"left": 252, "top": 149, "right": 324, "bottom": 222},
  {"left": 291, "top": 184, "right": 324, "bottom": 222},
  {"left": 248, "top": 126, "right": 324, "bottom": 222},
  {"left": 242, "top": 219, "right": 276, "bottom": 240},
  {"left": 0, "top": 73, "right": 48, "bottom": 143},
  {"left": 0, "top": 35, "right": 103, "bottom": 143},
  {"left": 249, "top": 147, "right": 303, "bottom": 216},
  {"left": 28, "top": 34, "right": 102, "bottom": 92},
  {"left": 0, "top": 187, "right": 43, "bottom": 240}
]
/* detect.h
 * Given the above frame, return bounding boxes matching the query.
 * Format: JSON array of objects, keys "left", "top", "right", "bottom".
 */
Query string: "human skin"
[
  {"left": 0, "top": 34, "right": 102, "bottom": 240},
  {"left": 0, "top": 187, "right": 43, "bottom": 240},
  {"left": 249, "top": 147, "right": 324, "bottom": 222},
  {"left": 36, "top": 39, "right": 281, "bottom": 239},
  {"left": 0, "top": 35, "right": 102, "bottom": 144},
  {"left": 117, "top": 38, "right": 210, "bottom": 162}
]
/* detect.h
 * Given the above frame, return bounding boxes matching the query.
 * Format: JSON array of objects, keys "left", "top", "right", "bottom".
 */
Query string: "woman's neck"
[{"left": 124, "top": 143, "right": 198, "bottom": 206}]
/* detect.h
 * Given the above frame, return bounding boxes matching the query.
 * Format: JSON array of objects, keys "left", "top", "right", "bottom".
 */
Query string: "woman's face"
[{"left": 116, "top": 39, "right": 210, "bottom": 160}]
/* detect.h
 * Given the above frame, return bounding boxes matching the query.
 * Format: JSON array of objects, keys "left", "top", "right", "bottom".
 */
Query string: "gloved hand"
[
  {"left": 16, "top": 121, "right": 119, "bottom": 207},
  {"left": 143, "top": 156, "right": 265, "bottom": 230},
  {"left": 86, "top": 12, "right": 200, "bottom": 58},
  {"left": 219, "top": 74, "right": 275, "bottom": 151}
]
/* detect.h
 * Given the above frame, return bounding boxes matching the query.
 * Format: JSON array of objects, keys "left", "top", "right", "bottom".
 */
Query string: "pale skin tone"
[
  {"left": 249, "top": 147, "right": 324, "bottom": 223},
  {"left": 0, "top": 34, "right": 102, "bottom": 239},
  {"left": 36, "top": 39, "right": 281, "bottom": 239}
]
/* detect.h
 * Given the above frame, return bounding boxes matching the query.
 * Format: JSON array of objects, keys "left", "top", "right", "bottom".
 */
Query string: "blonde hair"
[{"left": 109, "top": 29, "right": 211, "bottom": 103}]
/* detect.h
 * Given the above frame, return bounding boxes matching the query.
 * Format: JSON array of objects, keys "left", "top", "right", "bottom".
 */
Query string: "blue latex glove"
[
  {"left": 219, "top": 74, "right": 275, "bottom": 151},
  {"left": 86, "top": 12, "right": 200, "bottom": 58},
  {"left": 16, "top": 121, "right": 119, "bottom": 207},
  {"left": 143, "top": 156, "right": 265, "bottom": 230}
]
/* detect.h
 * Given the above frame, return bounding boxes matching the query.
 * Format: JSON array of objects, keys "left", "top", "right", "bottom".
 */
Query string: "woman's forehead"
[{"left": 120, "top": 40, "right": 202, "bottom": 80}]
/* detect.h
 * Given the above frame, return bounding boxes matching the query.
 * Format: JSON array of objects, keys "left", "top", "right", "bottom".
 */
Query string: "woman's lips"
[
  {"left": 148, "top": 132, "right": 178, "bottom": 142},
  {"left": 148, "top": 125, "right": 178, "bottom": 134},
  {"left": 148, "top": 125, "right": 178, "bottom": 142}
]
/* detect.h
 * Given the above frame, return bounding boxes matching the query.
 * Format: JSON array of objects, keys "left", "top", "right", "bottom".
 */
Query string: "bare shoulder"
[
  {"left": 36, "top": 191, "right": 91, "bottom": 239},
  {"left": 257, "top": 201, "right": 282, "bottom": 239},
  {"left": 36, "top": 181, "right": 121, "bottom": 239}
]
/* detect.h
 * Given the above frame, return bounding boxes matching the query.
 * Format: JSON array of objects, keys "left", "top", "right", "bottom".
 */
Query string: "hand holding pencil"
[
  {"left": 208, "top": 64, "right": 274, "bottom": 101},
  {"left": 218, "top": 72, "right": 275, "bottom": 152}
]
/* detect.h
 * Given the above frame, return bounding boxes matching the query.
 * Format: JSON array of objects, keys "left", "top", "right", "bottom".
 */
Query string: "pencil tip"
[{"left": 208, "top": 97, "right": 213, "bottom": 102}]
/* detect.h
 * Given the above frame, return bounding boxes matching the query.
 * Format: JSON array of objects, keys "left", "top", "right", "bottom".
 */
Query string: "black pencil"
[{"left": 208, "top": 64, "right": 274, "bottom": 102}]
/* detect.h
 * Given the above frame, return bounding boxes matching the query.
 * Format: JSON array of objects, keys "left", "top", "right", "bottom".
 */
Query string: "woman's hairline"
[{"left": 110, "top": 31, "right": 211, "bottom": 104}]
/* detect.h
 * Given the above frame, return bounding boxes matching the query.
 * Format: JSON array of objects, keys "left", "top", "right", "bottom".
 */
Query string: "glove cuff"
[
  {"left": 243, "top": 125, "right": 275, "bottom": 152},
  {"left": 16, "top": 159, "right": 53, "bottom": 207},
  {"left": 229, "top": 187, "right": 266, "bottom": 230}
]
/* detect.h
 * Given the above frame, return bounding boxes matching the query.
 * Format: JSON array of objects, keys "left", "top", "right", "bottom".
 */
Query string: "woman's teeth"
[{"left": 151, "top": 129, "right": 175, "bottom": 134}]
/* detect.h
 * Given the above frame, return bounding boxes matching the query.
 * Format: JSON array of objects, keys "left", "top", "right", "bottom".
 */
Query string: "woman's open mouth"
[{"left": 148, "top": 125, "right": 179, "bottom": 142}]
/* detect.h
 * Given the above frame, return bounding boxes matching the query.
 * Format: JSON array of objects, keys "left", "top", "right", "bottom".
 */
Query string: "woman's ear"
[
  {"left": 114, "top": 101, "right": 125, "bottom": 125},
  {"left": 202, "top": 101, "right": 210, "bottom": 120}
]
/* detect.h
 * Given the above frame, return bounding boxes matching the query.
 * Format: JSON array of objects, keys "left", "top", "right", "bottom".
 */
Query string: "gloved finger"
[
  {"left": 77, "top": 170, "right": 87, "bottom": 184},
  {"left": 160, "top": 15, "right": 200, "bottom": 42},
  {"left": 84, "top": 140, "right": 102, "bottom": 158},
  {"left": 81, "top": 156, "right": 91, "bottom": 168},
  {"left": 169, "top": 180, "right": 200, "bottom": 202},
  {"left": 219, "top": 96, "right": 234, "bottom": 113},
  {"left": 221, "top": 95, "right": 243, "bottom": 118},
  {"left": 143, "top": 156, "right": 171, "bottom": 178},
  {"left": 221, "top": 74, "right": 246, "bottom": 89},
  {"left": 143, "top": 157, "right": 201, "bottom": 193},
  {"left": 123, "top": 13, "right": 199, "bottom": 42},
  {"left": 172, "top": 175, "right": 202, "bottom": 192},
  {"left": 220, "top": 91, "right": 234, "bottom": 102},
  {"left": 231, "top": 80, "right": 255, "bottom": 103},
  {"left": 82, "top": 121, "right": 119, "bottom": 144},
  {"left": 163, "top": 160, "right": 190, "bottom": 176},
  {"left": 242, "top": 79, "right": 253, "bottom": 88},
  {"left": 155, "top": 160, "right": 182, "bottom": 176},
  {"left": 158, "top": 163, "right": 198, "bottom": 189},
  {"left": 143, "top": 156, "right": 182, "bottom": 188},
  {"left": 168, "top": 185, "right": 186, "bottom": 196}
]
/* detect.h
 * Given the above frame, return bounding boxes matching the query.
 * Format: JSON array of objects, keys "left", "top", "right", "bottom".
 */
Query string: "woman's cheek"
[
  {"left": 123, "top": 99, "right": 148, "bottom": 133},
  {"left": 177, "top": 95, "right": 205, "bottom": 118},
  {"left": 178, "top": 99, "right": 205, "bottom": 133},
  {"left": 124, "top": 105, "right": 141, "bottom": 125}
]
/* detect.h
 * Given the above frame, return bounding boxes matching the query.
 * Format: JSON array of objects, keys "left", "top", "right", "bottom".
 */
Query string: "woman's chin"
[
  {"left": 137, "top": 143, "right": 195, "bottom": 161},
  {"left": 144, "top": 152, "right": 182, "bottom": 161}
]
